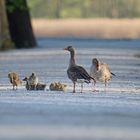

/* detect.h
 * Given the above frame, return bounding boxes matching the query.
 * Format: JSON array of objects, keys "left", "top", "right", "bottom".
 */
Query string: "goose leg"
[
  {"left": 92, "top": 80, "right": 96, "bottom": 92},
  {"left": 81, "top": 83, "right": 83, "bottom": 93},
  {"left": 35, "top": 84, "right": 37, "bottom": 90},
  {"left": 73, "top": 82, "right": 76, "bottom": 93},
  {"left": 29, "top": 85, "right": 31, "bottom": 90},
  {"left": 105, "top": 80, "right": 107, "bottom": 92}
]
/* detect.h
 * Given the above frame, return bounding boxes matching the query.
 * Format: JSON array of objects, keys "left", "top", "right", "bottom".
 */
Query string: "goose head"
[
  {"left": 31, "top": 72, "right": 36, "bottom": 77},
  {"left": 22, "top": 77, "right": 29, "bottom": 81},
  {"left": 92, "top": 58, "right": 100, "bottom": 71},
  {"left": 64, "top": 46, "right": 75, "bottom": 53}
]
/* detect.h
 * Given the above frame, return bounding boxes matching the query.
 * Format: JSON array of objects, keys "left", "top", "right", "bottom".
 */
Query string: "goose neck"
[{"left": 69, "top": 50, "right": 76, "bottom": 66}]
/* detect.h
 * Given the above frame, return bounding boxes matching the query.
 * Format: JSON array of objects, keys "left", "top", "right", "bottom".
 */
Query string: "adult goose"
[
  {"left": 90, "top": 58, "right": 115, "bottom": 91},
  {"left": 64, "top": 46, "right": 95, "bottom": 93}
]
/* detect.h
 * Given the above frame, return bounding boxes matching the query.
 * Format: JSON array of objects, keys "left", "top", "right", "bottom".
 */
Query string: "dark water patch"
[
  {"left": 37, "top": 37, "right": 140, "bottom": 50},
  {"left": 134, "top": 54, "right": 140, "bottom": 58}
]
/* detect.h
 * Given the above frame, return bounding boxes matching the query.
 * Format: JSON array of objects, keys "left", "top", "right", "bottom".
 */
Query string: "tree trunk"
[
  {"left": 6, "top": 0, "right": 37, "bottom": 48},
  {"left": 0, "top": 0, "right": 12, "bottom": 50}
]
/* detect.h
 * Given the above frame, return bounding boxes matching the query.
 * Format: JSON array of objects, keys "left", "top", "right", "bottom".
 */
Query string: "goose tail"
[
  {"left": 111, "top": 72, "right": 116, "bottom": 76},
  {"left": 90, "top": 76, "right": 96, "bottom": 83}
]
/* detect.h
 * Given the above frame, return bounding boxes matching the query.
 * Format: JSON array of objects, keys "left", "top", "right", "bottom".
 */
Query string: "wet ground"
[{"left": 0, "top": 38, "right": 140, "bottom": 140}]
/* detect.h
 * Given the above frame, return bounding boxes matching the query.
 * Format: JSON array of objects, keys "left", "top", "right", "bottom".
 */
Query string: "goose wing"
[
  {"left": 101, "top": 63, "right": 115, "bottom": 76},
  {"left": 67, "top": 65, "right": 91, "bottom": 81}
]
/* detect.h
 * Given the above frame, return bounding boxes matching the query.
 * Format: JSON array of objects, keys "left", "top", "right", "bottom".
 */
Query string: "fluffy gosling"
[
  {"left": 23, "top": 76, "right": 46, "bottom": 90},
  {"left": 8, "top": 72, "right": 22, "bottom": 90},
  {"left": 28, "top": 73, "right": 39, "bottom": 90},
  {"left": 49, "top": 82, "right": 67, "bottom": 92}
]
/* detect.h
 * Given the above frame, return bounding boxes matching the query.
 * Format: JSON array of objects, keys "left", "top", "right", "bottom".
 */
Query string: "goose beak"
[
  {"left": 22, "top": 78, "right": 26, "bottom": 81},
  {"left": 22, "top": 77, "right": 28, "bottom": 81},
  {"left": 96, "top": 63, "right": 99, "bottom": 71}
]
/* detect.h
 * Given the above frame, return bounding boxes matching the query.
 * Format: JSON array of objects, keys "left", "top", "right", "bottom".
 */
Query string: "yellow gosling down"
[
  {"left": 49, "top": 82, "right": 67, "bottom": 92},
  {"left": 8, "top": 72, "right": 22, "bottom": 90}
]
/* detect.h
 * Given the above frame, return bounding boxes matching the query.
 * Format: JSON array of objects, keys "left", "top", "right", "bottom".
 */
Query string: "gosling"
[
  {"left": 28, "top": 73, "right": 39, "bottom": 90},
  {"left": 49, "top": 82, "right": 67, "bottom": 92},
  {"left": 8, "top": 72, "right": 22, "bottom": 90},
  {"left": 23, "top": 76, "right": 46, "bottom": 90}
]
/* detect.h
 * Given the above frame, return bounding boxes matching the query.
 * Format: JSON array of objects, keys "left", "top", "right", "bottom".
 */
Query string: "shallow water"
[{"left": 0, "top": 38, "right": 140, "bottom": 140}]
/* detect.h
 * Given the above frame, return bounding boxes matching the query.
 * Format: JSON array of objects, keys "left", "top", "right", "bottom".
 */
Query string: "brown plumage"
[
  {"left": 8, "top": 72, "right": 22, "bottom": 90},
  {"left": 49, "top": 82, "right": 67, "bottom": 92},
  {"left": 90, "top": 58, "right": 115, "bottom": 91},
  {"left": 64, "top": 46, "right": 95, "bottom": 93}
]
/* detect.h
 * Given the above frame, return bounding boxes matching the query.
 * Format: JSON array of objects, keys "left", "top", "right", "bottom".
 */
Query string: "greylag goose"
[
  {"left": 90, "top": 58, "right": 115, "bottom": 91},
  {"left": 28, "top": 73, "right": 39, "bottom": 90},
  {"left": 64, "top": 46, "right": 95, "bottom": 93},
  {"left": 8, "top": 72, "right": 22, "bottom": 90}
]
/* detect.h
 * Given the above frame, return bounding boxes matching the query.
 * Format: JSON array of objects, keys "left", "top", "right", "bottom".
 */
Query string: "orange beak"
[{"left": 96, "top": 63, "right": 99, "bottom": 71}]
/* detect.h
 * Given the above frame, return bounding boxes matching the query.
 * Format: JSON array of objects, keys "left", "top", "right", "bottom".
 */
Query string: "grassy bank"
[{"left": 32, "top": 18, "right": 140, "bottom": 39}]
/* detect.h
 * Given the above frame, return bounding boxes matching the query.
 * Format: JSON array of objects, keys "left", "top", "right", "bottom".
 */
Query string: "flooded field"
[{"left": 0, "top": 38, "right": 140, "bottom": 140}]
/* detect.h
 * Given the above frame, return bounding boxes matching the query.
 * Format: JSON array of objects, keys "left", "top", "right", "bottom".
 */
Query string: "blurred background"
[
  {"left": 29, "top": 0, "right": 140, "bottom": 18},
  {"left": 1, "top": 0, "right": 140, "bottom": 50}
]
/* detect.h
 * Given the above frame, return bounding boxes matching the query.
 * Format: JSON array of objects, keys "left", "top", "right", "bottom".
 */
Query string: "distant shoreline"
[{"left": 32, "top": 18, "right": 140, "bottom": 39}]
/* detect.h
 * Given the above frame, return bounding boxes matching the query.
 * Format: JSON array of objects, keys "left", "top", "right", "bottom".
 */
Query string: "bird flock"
[{"left": 8, "top": 46, "right": 115, "bottom": 93}]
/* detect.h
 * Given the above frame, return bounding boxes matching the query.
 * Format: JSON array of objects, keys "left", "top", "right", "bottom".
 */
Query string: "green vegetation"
[
  {"left": 28, "top": 0, "right": 140, "bottom": 18},
  {"left": 6, "top": 0, "right": 29, "bottom": 13}
]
